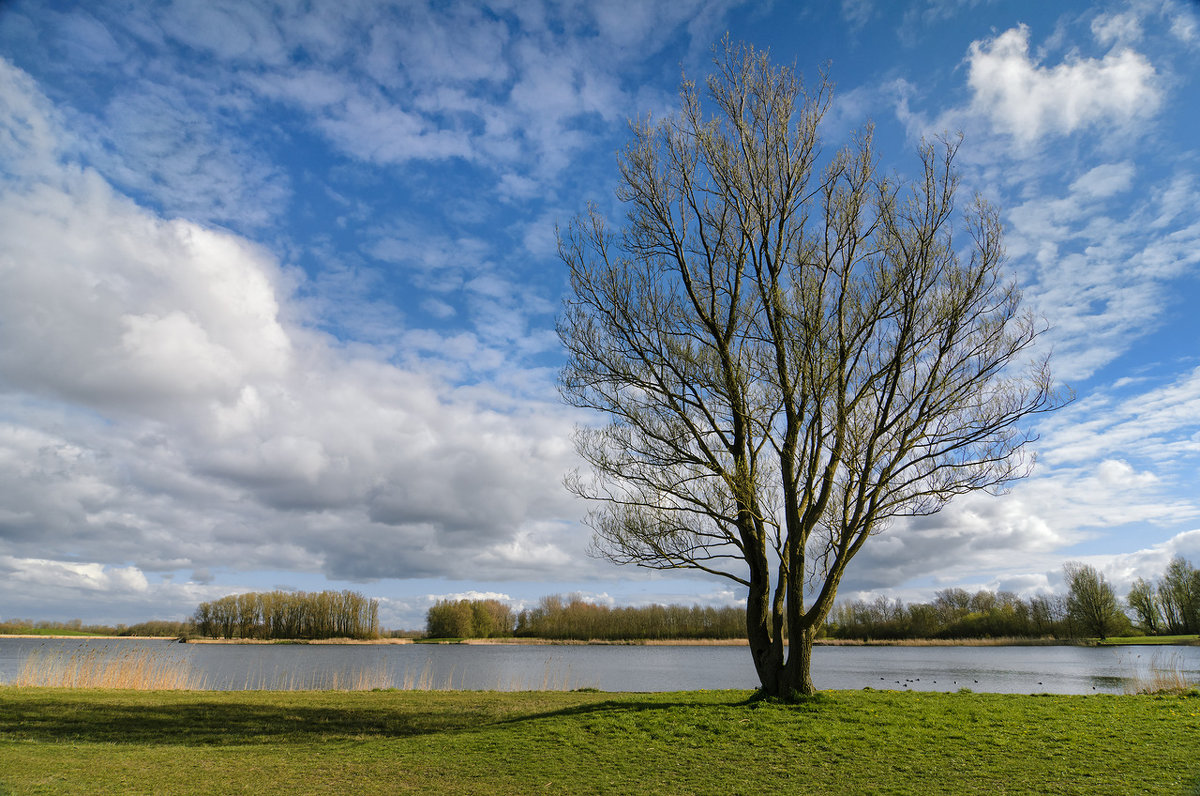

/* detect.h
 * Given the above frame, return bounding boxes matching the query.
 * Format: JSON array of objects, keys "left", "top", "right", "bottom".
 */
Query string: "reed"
[
  {"left": 1126, "top": 652, "right": 1200, "bottom": 695},
  {"left": 12, "top": 646, "right": 207, "bottom": 690},
  {"left": 11, "top": 646, "right": 585, "bottom": 692}
]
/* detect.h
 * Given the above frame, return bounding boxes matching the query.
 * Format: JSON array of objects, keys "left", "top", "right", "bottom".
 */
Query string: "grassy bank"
[
  {"left": 1096, "top": 634, "right": 1200, "bottom": 646},
  {"left": 0, "top": 688, "right": 1197, "bottom": 795}
]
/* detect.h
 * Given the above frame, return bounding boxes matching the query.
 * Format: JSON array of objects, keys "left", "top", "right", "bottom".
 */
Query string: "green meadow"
[{"left": 1, "top": 687, "right": 1198, "bottom": 795}]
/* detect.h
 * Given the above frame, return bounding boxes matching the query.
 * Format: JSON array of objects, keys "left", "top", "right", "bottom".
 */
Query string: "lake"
[{"left": 2, "top": 637, "right": 1198, "bottom": 694}]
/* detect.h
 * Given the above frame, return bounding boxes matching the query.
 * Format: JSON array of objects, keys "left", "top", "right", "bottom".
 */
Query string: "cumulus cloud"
[
  {"left": 0, "top": 58, "right": 591, "bottom": 594},
  {"left": 0, "top": 555, "right": 228, "bottom": 624},
  {"left": 965, "top": 24, "right": 1162, "bottom": 146},
  {"left": 838, "top": 442, "right": 1200, "bottom": 597}
]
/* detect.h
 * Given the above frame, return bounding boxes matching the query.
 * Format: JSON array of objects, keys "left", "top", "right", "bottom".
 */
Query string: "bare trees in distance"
[
  {"left": 1127, "top": 556, "right": 1200, "bottom": 635},
  {"left": 557, "top": 40, "right": 1063, "bottom": 697},
  {"left": 424, "top": 595, "right": 753, "bottom": 640},
  {"left": 192, "top": 590, "right": 380, "bottom": 640}
]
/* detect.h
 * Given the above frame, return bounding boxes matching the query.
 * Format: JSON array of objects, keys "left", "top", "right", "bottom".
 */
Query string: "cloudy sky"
[{"left": 0, "top": 0, "right": 1198, "bottom": 630}]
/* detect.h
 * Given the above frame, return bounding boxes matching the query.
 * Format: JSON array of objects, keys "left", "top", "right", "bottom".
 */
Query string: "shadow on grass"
[
  {"left": 0, "top": 696, "right": 482, "bottom": 745},
  {"left": 0, "top": 691, "right": 752, "bottom": 747}
]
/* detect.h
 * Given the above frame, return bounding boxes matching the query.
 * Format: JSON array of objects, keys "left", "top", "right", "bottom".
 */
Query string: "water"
[{"left": 2, "top": 637, "right": 1198, "bottom": 694}]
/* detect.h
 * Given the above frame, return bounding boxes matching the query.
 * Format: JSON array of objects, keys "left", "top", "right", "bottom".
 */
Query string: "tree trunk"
[
  {"left": 783, "top": 630, "right": 816, "bottom": 696},
  {"left": 746, "top": 588, "right": 784, "bottom": 695},
  {"left": 749, "top": 622, "right": 816, "bottom": 699}
]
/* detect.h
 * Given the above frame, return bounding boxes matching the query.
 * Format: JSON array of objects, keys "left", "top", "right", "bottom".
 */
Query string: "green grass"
[
  {"left": 1, "top": 688, "right": 1198, "bottom": 794},
  {"left": 1096, "top": 634, "right": 1200, "bottom": 646}
]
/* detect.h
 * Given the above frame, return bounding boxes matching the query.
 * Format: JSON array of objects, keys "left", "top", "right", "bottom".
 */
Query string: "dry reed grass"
[
  {"left": 490, "top": 659, "right": 588, "bottom": 691},
  {"left": 8, "top": 646, "right": 586, "bottom": 692},
  {"left": 13, "top": 646, "right": 207, "bottom": 690},
  {"left": 1125, "top": 652, "right": 1200, "bottom": 695},
  {"left": 186, "top": 637, "right": 413, "bottom": 645}
]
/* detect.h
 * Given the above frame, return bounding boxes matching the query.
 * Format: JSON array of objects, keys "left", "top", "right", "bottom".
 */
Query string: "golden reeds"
[
  {"left": 12, "top": 646, "right": 207, "bottom": 690},
  {"left": 7, "top": 645, "right": 587, "bottom": 692},
  {"left": 1126, "top": 652, "right": 1200, "bottom": 695}
]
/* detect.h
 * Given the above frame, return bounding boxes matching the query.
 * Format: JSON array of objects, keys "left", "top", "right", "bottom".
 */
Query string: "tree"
[
  {"left": 557, "top": 41, "right": 1060, "bottom": 698},
  {"left": 1126, "top": 577, "right": 1161, "bottom": 634},
  {"left": 426, "top": 600, "right": 475, "bottom": 639},
  {"left": 1157, "top": 556, "right": 1200, "bottom": 634},
  {"left": 1064, "top": 562, "right": 1125, "bottom": 640}
]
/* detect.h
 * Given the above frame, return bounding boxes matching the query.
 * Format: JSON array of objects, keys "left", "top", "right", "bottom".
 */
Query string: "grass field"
[
  {"left": 1097, "top": 634, "right": 1200, "bottom": 646},
  {"left": 0, "top": 687, "right": 1197, "bottom": 795}
]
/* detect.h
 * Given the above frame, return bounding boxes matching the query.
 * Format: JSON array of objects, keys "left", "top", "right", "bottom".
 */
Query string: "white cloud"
[
  {"left": 840, "top": 0, "right": 873, "bottom": 30},
  {"left": 0, "top": 554, "right": 239, "bottom": 624},
  {"left": 965, "top": 24, "right": 1162, "bottom": 146},
  {"left": 0, "top": 60, "right": 591, "bottom": 591},
  {"left": 1001, "top": 160, "right": 1200, "bottom": 381},
  {"left": 87, "top": 83, "right": 291, "bottom": 228},
  {"left": 0, "top": 556, "right": 148, "bottom": 594},
  {"left": 0, "top": 168, "right": 290, "bottom": 414},
  {"left": 1039, "top": 366, "right": 1200, "bottom": 470},
  {"left": 0, "top": 58, "right": 62, "bottom": 175},
  {"left": 1068, "top": 161, "right": 1135, "bottom": 200},
  {"left": 1170, "top": 8, "right": 1197, "bottom": 43},
  {"left": 1091, "top": 9, "right": 1144, "bottom": 47},
  {"left": 157, "top": 0, "right": 290, "bottom": 65}
]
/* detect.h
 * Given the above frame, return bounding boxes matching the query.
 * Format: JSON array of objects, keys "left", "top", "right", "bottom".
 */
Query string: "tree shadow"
[
  {"left": 0, "top": 691, "right": 755, "bottom": 747},
  {"left": 0, "top": 694, "right": 482, "bottom": 745}
]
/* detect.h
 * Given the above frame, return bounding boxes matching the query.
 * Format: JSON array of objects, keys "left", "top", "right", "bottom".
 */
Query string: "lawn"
[
  {"left": 1096, "top": 634, "right": 1200, "bottom": 646},
  {"left": 0, "top": 687, "right": 1197, "bottom": 794}
]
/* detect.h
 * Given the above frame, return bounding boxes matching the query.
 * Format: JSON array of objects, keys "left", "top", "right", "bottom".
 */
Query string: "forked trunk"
[
  {"left": 750, "top": 637, "right": 814, "bottom": 699},
  {"left": 748, "top": 615, "right": 816, "bottom": 699}
]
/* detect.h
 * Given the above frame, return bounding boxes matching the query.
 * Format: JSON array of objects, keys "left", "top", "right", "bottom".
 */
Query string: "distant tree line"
[
  {"left": 193, "top": 590, "right": 379, "bottom": 640},
  {"left": 829, "top": 558, "right": 1200, "bottom": 642},
  {"left": 425, "top": 595, "right": 745, "bottom": 640},
  {"left": 1127, "top": 556, "right": 1200, "bottom": 635},
  {"left": 516, "top": 595, "right": 745, "bottom": 640},
  {"left": 827, "top": 589, "right": 1067, "bottom": 641},
  {"left": 0, "top": 618, "right": 190, "bottom": 637}
]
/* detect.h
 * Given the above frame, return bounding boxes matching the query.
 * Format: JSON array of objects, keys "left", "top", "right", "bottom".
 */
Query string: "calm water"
[{"left": 2, "top": 637, "right": 1198, "bottom": 694}]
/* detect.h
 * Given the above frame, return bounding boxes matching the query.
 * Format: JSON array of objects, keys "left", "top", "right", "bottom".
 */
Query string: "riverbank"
[
  {"left": 184, "top": 637, "right": 414, "bottom": 645},
  {"left": 10, "top": 632, "right": 1193, "bottom": 647},
  {"left": 459, "top": 637, "right": 750, "bottom": 645},
  {"left": 0, "top": 634, "right": 172, "bottom": 640},
  {"left": 444, "top": 636, "right": 1199, "bottom": 647},
  {"left": 1, "top": 688, "right": 1196, "bottom": 794}
]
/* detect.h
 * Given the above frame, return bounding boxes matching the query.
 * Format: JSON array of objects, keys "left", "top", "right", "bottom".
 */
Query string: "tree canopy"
[
  {"left": 557, "top": 40, "right": 1061, "bottom": 698},
  {"left": 1064, "top": 563, "right": 1127, "bottom": 640}
]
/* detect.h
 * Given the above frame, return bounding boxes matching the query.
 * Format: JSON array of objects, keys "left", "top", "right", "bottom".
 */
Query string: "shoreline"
[
  {"left": 184, "top": 637, "right": 414, "bottom": 645},
  {"left": 0, "top": 634, "right": 180, "bottom": 640},
  {"left": 4, "top": 634, "right": 1192, "bottom": 647}
]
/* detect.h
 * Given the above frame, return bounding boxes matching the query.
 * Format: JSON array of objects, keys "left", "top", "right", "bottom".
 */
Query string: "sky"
[{"left": 0, "top": 0, "right": 1198, "bottom": 631}]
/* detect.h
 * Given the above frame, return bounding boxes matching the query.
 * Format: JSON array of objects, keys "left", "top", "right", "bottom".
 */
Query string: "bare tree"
[{"left": 557, "top": 41, "right": 1061, "bottom": 698}]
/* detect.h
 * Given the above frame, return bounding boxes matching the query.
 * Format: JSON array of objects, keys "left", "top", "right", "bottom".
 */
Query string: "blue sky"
[{"left": 0, "top": 0, "right": 1198, "bottom": 630}]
